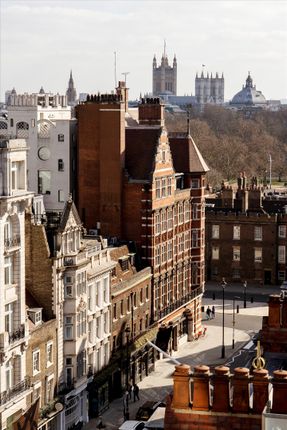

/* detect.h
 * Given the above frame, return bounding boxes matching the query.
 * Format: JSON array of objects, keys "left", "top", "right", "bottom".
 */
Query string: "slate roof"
[
  {"left": 169, "top": 132, "right": 209, "bottom": 174},
  {"left": 125, "top": 127, "right": 162, "bottom": 180}
]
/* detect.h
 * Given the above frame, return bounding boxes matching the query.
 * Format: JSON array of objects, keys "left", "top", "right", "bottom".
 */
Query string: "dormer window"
[
  {"left": 28, "top": 308, "right": 42, "bottom": 326},
  {"left": 119, "top": 256, "right": 129, "bottom": 272}
]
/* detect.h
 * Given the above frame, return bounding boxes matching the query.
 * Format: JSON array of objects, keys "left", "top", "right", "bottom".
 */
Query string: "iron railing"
[
  {"left": 4, "top": 235, "right": 20, "bottom": 249},
  {"left": 0, "top": 376, "right": 31, "bottom": 405},
  {"left": 9, "top": 324, "right": 25, "bottom": 344}
]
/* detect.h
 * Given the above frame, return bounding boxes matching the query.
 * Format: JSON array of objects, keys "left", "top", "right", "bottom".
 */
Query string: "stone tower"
[
  {"left": 66, "top": 70, "right": 77, "bottom": 106},
  {"left": 152, "top": 44, "right": 177, "bottom": 96},
  {"left": 195, "top": 71, "right": 224, "bottom": 106}
]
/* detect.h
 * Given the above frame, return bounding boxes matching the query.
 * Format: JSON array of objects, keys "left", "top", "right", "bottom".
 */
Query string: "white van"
[{"left": 118, "top": 420, "right": 145, "bottom": 430}]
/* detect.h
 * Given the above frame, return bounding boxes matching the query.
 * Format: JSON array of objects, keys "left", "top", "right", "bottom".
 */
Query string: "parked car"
[
  {"left": 118, "top": 420, "right": 145, "bottom": 430},
  {"left": 135, "top": 401, "right": 166, "bottom": 421}
]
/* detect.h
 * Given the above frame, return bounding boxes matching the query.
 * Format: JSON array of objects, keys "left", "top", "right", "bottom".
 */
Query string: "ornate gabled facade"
[{"left": 0, "top": 139, "right": 34, "bottom": 430}]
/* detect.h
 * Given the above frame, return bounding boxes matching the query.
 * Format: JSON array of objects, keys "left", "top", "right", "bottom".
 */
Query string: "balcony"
[
  {"left": 4, "top": 235, "right": 20, "bottom": 250},
  {"left": 9, "top": 324, "right": 25, "bottom": 344},
  {"left": 0, "top": 376, "right": 31, "bottom": 406},
  {"left": 64, "top": 252, "right": 87, "bottom": 267},
  {"left": 157, "top": 286, "right": 203, "bottom": 321}
]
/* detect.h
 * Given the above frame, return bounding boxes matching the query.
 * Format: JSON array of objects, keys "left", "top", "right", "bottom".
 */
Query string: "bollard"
[
  {"left": 251, "top": 297, "right": 254, "bottom": 304},
  {"left": 236, "top": 304, "right": 239, "bottom": 313},
  {"left": 213, "top": 293, "right": 216, "bottom": 300}
]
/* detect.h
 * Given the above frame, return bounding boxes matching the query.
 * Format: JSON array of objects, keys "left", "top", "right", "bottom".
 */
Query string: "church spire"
[{"left": 66, "top": 70, "right": 77, "bottom": 106}]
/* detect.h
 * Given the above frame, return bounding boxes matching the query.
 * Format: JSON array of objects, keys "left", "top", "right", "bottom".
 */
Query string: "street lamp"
[
  {"left": 124, "top": 326, "right": 131, "bottom": 420},
  {"left": 243, "top": 281, "right": 247, "bottom": 309},
  {"left": 232, "top": 296, "right": 241, "bottom": 349},
  {"left": 221, "top": 278, "right": 227, "bottom": 359}
]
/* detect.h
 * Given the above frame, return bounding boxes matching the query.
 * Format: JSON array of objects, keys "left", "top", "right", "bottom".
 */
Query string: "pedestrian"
[
  {"left": 206, "top": 306, "right": 211, "bottom": 320},
  {"left": 127, "top": 382, "right": 132, "bottom": 400},
  {"left": 133, "top": 383, "right": 140, "bottom": 402},
  {"left": 211, "top": 305, "right": 215, "bottom": 319}
]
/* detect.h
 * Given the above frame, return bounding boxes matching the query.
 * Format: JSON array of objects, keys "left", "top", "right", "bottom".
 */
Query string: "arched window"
[
  {"left": 0, "top": 121, "right": 8, "bottom": 137},
  {"left": 16, "top": 121, "right": 29, "bottom": 138}
]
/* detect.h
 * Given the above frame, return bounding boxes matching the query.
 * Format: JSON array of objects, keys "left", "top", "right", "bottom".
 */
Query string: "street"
[{"left": 84, "top": 285, "right": 269, "bottom": 429}]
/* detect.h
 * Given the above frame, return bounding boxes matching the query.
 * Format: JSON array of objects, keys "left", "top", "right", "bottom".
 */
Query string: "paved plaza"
[{"left": 84, "top": 296, "right": 268, "bottom": 429}]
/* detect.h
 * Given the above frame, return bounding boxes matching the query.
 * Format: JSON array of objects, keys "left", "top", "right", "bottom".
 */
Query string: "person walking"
[
  {"left": 206, "top": 306, "right": 211, "bottom": 320},
  {"left": 133, "top": 383, "right": 140, "bottom": 402},
  {"left": 211, "top": 305, "right": 215, "bottom": 319}
]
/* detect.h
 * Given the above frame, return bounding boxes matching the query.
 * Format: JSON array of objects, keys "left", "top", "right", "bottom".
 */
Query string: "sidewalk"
[{"left": 83, "top": 299, "right": 267, "bottom": 430}]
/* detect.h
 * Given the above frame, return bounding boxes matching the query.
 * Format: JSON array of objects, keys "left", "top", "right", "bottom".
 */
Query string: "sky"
[{"left": 1, "top": 0, "right": 287, "bottom": 102}]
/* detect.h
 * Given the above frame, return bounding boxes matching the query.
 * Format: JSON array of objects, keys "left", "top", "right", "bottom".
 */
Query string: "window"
[
  {"left": 65, "top": 316, "right": 73, "bottom": 340},
  {"left": 167, "top": 208, "right": 173, "bottom": 230},
  {"left": 233, "top": 226, "right": 240, "bottom": 240},
  {"left": 104, "top": 312, "right": 109, "bottom": 334},
  {"left": 162, "top": 243, "right": 167, "bottom": 262},
  {"left": 46, "top": 342, "right": 53, "bottom": 367},
  {"left": 33, "top": 382, "right": 41, "bottom": 403},
  {"left": 191, "top": 179, "right": 199, "bottom": 189},
  {"left": 155, "top": 245, "right": 160, "bottom": 266},
  {"left": 161, "top": 178, "right": 166, "bottom": 197},
  {"left": 168, "top": 240, "right": 173, "bottom": 260},
  {"left": 103, "top": 277, "right": 109, "bottom": 303},
  {"left": 254, "top": 248, "right": 262, "bottom": 263},
  {"left": 145, "top": 285, "right": 149, "bottom": 300},
  {"left": 58, "top": 134, "right": 64, "bottom": 142},
  {"left": 155, "top": 213, "right": 161, "bottom": 235},
  {"left": 140, "top": 288, "right": 143, "bottom": 303},
  {"left": 4, "top": 256, "right": 13, "bottom": 285},
  {"left": 212, "top": 246, "right": 219, "bottom": 260},
  {"left": 65, "top": 285, "right": 73, "bottom": 297},
  {"left": 192, "top": 230, "right": 199, "bottom": 248},
  {"left": 185, "top": 232, "right": 190, "bottom": 250},
  {"left": 167, "top": 177, "right": 172, "bottom": 195},
  {"left": 178, "top": 204, "right": 184, "bottom": 224},
  {"left": 120, "top": 257, "right": 129, "bottom": 272},
  {"left": 233, "top": 246, "right": 240, "bottom": 261},
  {"left": 33, "top": 350, "right": 40, "bottom": 375},
  {"left": 5, "top": 303, "right": 14, "bottom": 333},
  {"left": 254, "top": 226, "right": 262, "bottom": 241},
  {"left": 38, "top": 170, "right": 51, "bottom": 194},
  {"left": 46, "top": 376, "right": 54, "bottom": 403},
  {"left": 10, "top": 118, "right": 14, "bottom": 127},
  {"left": 184, "top": 202, "right": 190, "bottom": 222},
  {"left": 279, "top": 225, "right": 286, "bottom": 238},
  {"left": 212, "top": 225, "right": 219, "bottom": 239},
  {"left": 58, "top": 159, "right": 64, "bottom": 171},
  {"left": 155, "top": 179, "right": 161, "bottom": 199},
  {"left": 120, "top": 300, "right": 124, "bottom": 316},
  {"left": 278, "top": 271, "right": 285, "bottom": 281},
  {"left": 5, "top": 360, "right": 13, "bottom": 391},
  {"left": 113, "top": 303, "right": 117, "bottom": 320},
  {"left": 278, "top": 245, "right": 286, "bottom": 263},
  {"left": 232, "top": 268, "right": 240, "bottom": 279},
  {"left": 162, "top": 210, "right": 167, "bottom": 232}
]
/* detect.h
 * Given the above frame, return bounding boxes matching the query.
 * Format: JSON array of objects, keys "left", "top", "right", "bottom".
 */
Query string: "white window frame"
[
  {"left": 254, "top": 247, "right": 262, "bottom": 263},
  {"left": 33, "top": 349, "right": 40, "bottom": 375},
  {"left": 278, "top": 245, "right": 286, "bottom": 263},
  {"left": 254, "top": 226, "right": 263, "bottom": 241},
  {"left": 233, "top": 246, "right": 240, "bottom": 261},
  {"left": 212, "top": 224, "right": 220, "bottom": 239},
  {"left": 233, "top": 225, "right": 240, "bottom": 240},
  {"left": 212, "top": 246, "right": 219, "bottom": 260},
  {"left": 279, "top": 225, "right": 286, "bottom": 238},
  {"left": 46, "top": 341, "right": 53, "bottom": 367}
]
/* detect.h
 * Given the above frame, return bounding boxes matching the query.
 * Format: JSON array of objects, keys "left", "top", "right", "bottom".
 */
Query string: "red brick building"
[
  {"left": 206, "top": 180, "right": 287, "bottom": 285},
  {"left": 76, "top": 91, "right": 208, "bottom": 349}
]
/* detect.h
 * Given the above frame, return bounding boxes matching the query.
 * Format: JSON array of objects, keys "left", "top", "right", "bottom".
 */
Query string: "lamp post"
[
  {"left": 221, "top": 278, "right": 227, "bottom": 359},
  {"left": 232, "top": 296, "right": 241, "bottom": 349},
  {"left": 124, "top": 326, "right": 131, "bottom": 420},
  {"left": 243, "top": 281, "right": 247, "bottom": 309}
]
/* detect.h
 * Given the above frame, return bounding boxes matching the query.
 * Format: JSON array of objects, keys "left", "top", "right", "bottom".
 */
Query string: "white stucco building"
[
  {"left": 1, "top": 89, "right": 76, "bottom": 212},
  {"left": 0, "top": 138, "right": 34, "bottom": 429}
]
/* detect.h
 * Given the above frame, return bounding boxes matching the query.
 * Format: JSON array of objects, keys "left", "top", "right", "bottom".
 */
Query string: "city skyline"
[{"left": 1, "top": 0, "right": 287, "bottom": 102}]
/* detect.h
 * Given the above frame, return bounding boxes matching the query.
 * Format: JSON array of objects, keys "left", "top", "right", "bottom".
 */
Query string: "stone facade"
[
  {"left": 152, "top": 52, "right": 177, "bottom": 96},
  {"left": 195, "top": 71, "right": 224, "bottom": 106},
  {"left": 0, "top": 139, "right": 34, "bottom": 430}
]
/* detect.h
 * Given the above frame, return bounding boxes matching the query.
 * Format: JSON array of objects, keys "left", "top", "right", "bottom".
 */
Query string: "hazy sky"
[{"left": 1, "top": 0, "right": 286, "bottom": 102}]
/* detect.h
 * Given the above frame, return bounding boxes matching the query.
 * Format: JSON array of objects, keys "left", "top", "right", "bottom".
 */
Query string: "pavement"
[{"left": 83, "top": 296, "right": 268, "bottom": 430}]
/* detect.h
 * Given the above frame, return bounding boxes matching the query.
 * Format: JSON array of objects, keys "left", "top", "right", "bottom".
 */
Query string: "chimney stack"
[
  {"left": 268, "top": 295, "right": 281, "bottom": 328},
  {"left": 212, "top": 366, "right": 230, "bottom": 412},
  {"left": 192, "top": 365, "right": 210, "bottom": 411},
  {"left": 171, "top": 364, "right": 191, "bottom": 409},
  {"left": 272, "top": 370, "right": 287, "bottom": 414},
  {"left": 232, "top": 367, "right": 250, "bottom": 413},
  {"left": 138, "top": 98, "right": 164, "bottom": 126}
]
